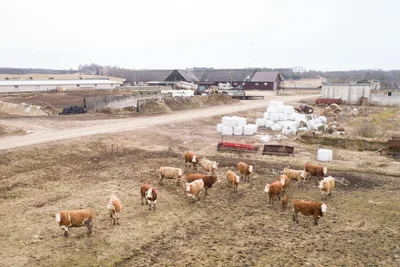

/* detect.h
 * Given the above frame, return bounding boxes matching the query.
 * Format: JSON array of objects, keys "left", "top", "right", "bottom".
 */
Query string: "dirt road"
[{"left": 0, "top": 93, "right": 315, "bottom": 150}]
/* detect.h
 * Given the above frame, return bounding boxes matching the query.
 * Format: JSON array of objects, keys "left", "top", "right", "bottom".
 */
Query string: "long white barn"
[{"left": 0, "top": 79, "right": 121, "bottom": 93}]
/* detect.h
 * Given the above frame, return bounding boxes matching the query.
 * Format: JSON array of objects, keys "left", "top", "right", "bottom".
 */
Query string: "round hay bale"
[
  {"left": 330, "top": 103, "right": 339, "bottom": 110},
  {"left": 333, "top": 108, "right": 342, "bottom": 114}
]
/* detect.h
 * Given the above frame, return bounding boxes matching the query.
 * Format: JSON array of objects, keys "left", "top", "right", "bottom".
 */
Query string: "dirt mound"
[
  {"left": 97, "top": 106, "right": 136, "bottom": 114},
  {"left": 33, "top": 101, "right": 59, "bottom": 115},
  {"left": 0, "top": 101, "right": 48, "bottom": 116},
  {"left": 140, "top": 100, "right": 172, "bottom": 114},
  {"left": 164, "top": 94, "right": 238, "bottom": 111}
]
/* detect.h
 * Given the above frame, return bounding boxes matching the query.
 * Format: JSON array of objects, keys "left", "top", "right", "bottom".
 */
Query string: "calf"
[
  {"left": 264, "top": 177, "right": 285, "bottom": 205},
  {"left": 278, "top": 174, "right": 290, "bottom": 193},
  {"left": 292, "top": 200, "right": 327, "bottom": 226},
  {"left": 184, "top": 151, "right": 200, "bottom": 169},
  {"left": 141, "top": 184, "right": 157, "bottom": 211},
  {"left": 107, "top": 195, "right": 121, "bottom": 226},
  {"left": 226, "top": 170, "right": 240, "bottom": 192},
  {"left": 237, "top": 162, "right": 254, "bottom": 182},
  {"left": 55, "top": 209, "right": 93, "bottom": 238},
  {"left": 281, "top": 195, "right": 288, "bottom": 210},
  {"left": 304, "top": 162, "right": 327, "bottom": 182},
  {"left": 283, "top": 167, "right": 307, "bottom": 186},
  {"left": 200, "top": 157, "right": 218, "bottom": 176},
  {"left": 157, "top": 166, "right": 183, "bottom": 185},
  {"left": 186, "top": 173, "right": 218, "bottom": 196},
  {"left": 186, "top": 179, "right": 204, "bottom": 202},
  {"left": 319, "top": 176, "right": 335, "bottom": 200}
]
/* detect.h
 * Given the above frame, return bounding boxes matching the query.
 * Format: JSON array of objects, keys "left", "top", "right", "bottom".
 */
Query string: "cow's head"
[
  {"left": 323, "top": 167, "right": 328, "bottom": 176},
  {"left": 107, "top": 201, "right": 115, "bottom": 211},
  {"left": 192, "top": 155, "right": 197, "bottom": 163},
  {"left": 300, "top": 170, "right": 307, "bottom": 179},
  {"left": 236, "top": 176, "right": 240, "bottom": 183},
  {"left": 318, "top": 180, "right": 325, "bottom": 189},
  {"left": 264, "top": 184, "right": 270, "bottom": 193},
  {"left": 212, "top": 161, "right": 218, "bottom": 170},
  {"left": 55, "top": 213, "right": 61, "bottom": 224},
  {"left": 249, "top": 165, "right": 253, "bottom": 173},
  {"left": 280, "top": 177, "right": 285, "bottom": 186},
  {"left": 146, "top": 188, "right": 153, "bottom": 200},
  {"left": 178, "top": 168, "right": 183, "bottom": 177},
  {"left": 321, "top": 203, "right": 327, "bottom": 214}
]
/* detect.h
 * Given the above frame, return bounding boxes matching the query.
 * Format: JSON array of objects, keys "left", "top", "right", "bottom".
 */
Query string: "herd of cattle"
[{"left": 55, "top": 151, "right": 336, "bottom": 237}]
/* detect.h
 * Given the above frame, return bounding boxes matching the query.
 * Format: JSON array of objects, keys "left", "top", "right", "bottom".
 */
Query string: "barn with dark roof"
[{"left": 245, "top": 72, "right": 284, "bottom": 90}]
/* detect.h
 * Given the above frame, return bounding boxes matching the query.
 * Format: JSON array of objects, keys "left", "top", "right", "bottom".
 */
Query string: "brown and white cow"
[
  {"left": 226, "top": 170, "right": 240, "bottom": 192},
  {"left": 107, "top": 195, "right": 121, "bottom": 226},
  {"left": 319, "top": 176, "right": 335, "bottom": 200},
  {"left": 281, "top": 195, "right": 289, "bottom": 210},
  {"left": 55, "top": 209, "right": 93, "bottom": 238},
  {"left": 186, "top": 179, "right": 204, "bottom": 202},
  {"left": 184, "top": 151, "right": 200, "bottom": 169},
  {"left": 237, "top": 162, "right": 254, "bottom": 182},
  {"left": 140, "top": 184, "right": 157, "bottom": 211},
  {"left": 186, "top": 173, "right": 218, "bottom": 196},
  {"left": 157, "top": 166, "right": 184, "bottom": 185},
  {"left": 304, "top": 162, "right": 327, "bottom": 182},
  {"left": 264, "top": 177, "right": 285, "bottom": 205},
  {"left": 199, "top": 157, "right": 218, "bottom": 176},
  {"left": 292, "top": 200, "right": 327, "bottom": 226}
]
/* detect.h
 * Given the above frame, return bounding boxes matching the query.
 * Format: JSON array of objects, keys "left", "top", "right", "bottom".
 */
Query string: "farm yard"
[{"left": 0, "top": 92, "right": 400, "bottom": 267}]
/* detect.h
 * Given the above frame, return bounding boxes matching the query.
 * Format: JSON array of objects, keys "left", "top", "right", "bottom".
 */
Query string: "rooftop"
[{"left": 0, "top": 79, "right": 121, "bottom": 86}]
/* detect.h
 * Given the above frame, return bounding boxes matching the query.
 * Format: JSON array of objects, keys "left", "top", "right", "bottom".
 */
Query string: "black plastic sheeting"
[{"left": 59, "top": 105, "right": 87, "bottom": 115}]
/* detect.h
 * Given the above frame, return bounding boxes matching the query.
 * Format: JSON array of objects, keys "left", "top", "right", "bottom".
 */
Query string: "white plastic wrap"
[
  {"left": 222, "top": 116, "right": 236, "bottom": 127},
  {"left": 283, "top": 105, "right": 295, "bottom": 114},
  {"left": 264, "top": 119, "right": 274, "bottom": 128},
  {"left": 256, "top": 118, "right": 265, "bottom": 126},
  {"left": 287, "top": 113, "right": 296, "bottom": 121},
  {"left": 306, "top": 120, "right": 316, "bottom": 130},
  {"left": 222, "top": 126, "right": 233, "bottom": 135},
  {"left": 318, "top": 116, "right": 328, "bottom": 125},
  {"left": 317, "top": 149, "right": 333, "bottom": 162},
  {"left": 217, "top": 124, "right": 224, "bottom": 133},
  {"left": 279, "top": 113, "right": 288, "bottom": 121},
  {"left": 233, "top": 126, "right": 243, "bottom": 136},
  {"left": 297, "top": 127, "right": 309, "bottom": 134},
  {"left": 263, "top": 112, "right": 270, "bottom": 119},
  {"left": 243, "top": 125, "right": 256, "bottom": 135},
  {"left": 269, "top": 112, "right": 280, "bottom": 122},
  {"left": 267, "top": 106, "right": 278, "bottom": 113},
  {"left": 282, "top": 125, "right": 297, "bottom": 135},
  {"left": 271, "top": 123, "right": 283, "bottom": 131}
]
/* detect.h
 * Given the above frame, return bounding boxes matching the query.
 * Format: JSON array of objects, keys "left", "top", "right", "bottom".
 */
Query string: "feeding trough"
[
  {"left": 262, "top": 144, "right": 294, "bottom": 156},
  {"left": 217, "top": 142, "right": 259, "bottom": 153}
]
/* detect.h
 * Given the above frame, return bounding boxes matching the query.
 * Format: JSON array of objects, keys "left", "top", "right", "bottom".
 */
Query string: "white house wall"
[
  {"left": 370, "top": 93, "right": 400, "bottom": 107},
  {"left": 0, "top": 83, "right": 118, "bottom": 93},
  {"left": 322, "top": 85, "right": 371, "bottom": 104}
]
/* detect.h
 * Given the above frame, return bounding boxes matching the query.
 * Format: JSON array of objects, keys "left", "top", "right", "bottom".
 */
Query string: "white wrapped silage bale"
[
  {"left": 217, "top": 124, "right": 224, "bottom": 133},
  {"left": 222, "top": 116, "right": 236, "bottom": 127},
  {"left": 222, "top": 126, "right": 233, "bottom": 135},
  {"left": 317, "top": 149, "right": 333, "bottom": 162},
  {"left": 264, "top": 119, "right": 274, "bottom": 128},
  {"left": 313, "top": 124, "right": 327, "bottom": 131},
  {"left": 287, "top": 113, "right": 296, "bottom": 121},
  {"left": 232, "top": 116, "right": 247, "bottom": 127},
  {"left": 243, "top": 125, "right": 256, "bottom": 135},
  {"left": 282, "top": 125, "right": 297, "bottom": 135},
  {"left": 233, "top": 126, "right": 243, "bottom": 136},
  {"left": 271, "top": 123, "right": 282, "bottom": 131},
  {"left": 263, "top": 112, "right": 270, "bottom": 119},
  {"left": 279, "top": 120, "right": 297, "bottom": 128},
  {"left": 268, "top": 101, "right": 283, "bottom": 108},
  {"left": 256, "top": 118, "right": 265, "bottom": 127},
  {"left": 222, "top": 116, "right": 231, "bottom": 125},
  {"left": 267, "top": 106, "right": 278, "bottom": 113},
  {"left": 294, "top": 113, "right": 307, "bottom": 120},
  {"left": 277, "top": 105, "right": 284, "bottom": 113},
  {"left": 279, "top": 113, "right": 288, "bottom": 121},
  {"left": 318, "top": 116, "right": 328, "bottom": 125},
  {"left": 283, "top": 105, "right": 295, "bottom": 114},
  {"left": 269, "top": 112, "right": 280, "bottom": 122},
  {"left": 297, "top": 127, "right": 309, "bottom": 134},
  {"left": 314, "top": 118, "right": 322, "bottom": 125},
  {"left": 306, "top": 119, "right": 316, "bottom": 130},
  {"left": 247, "top": 124, "right": 258, "bottom": 132}
]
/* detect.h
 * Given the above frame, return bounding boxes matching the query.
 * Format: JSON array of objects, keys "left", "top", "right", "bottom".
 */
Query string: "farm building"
[
  {"left": 370, "top": 89, "right": 400, "bottom": 107},
  {"left": 125, "top": 70, "right": 190, "bottom": 85},
  {"left": 321, "top": 83, "right": 371, "bottom": 104},
  {"left": 245, "top": 72, "right": 284, "bottom": 90},
  {"left": 0, "top": 79, "right": 121, "bottom": 93},
  {"left": 188, "top": 69, "right": 255, "bottom": 88}
]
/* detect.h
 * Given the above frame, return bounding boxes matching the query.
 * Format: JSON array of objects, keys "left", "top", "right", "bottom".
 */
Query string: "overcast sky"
[{"left": 1, "top": 0, "right": 399, "bottom": 71}]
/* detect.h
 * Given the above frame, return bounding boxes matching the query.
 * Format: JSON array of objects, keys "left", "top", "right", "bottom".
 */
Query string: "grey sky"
[{"left": 1, "top": 0, "right": 399, "bottom": 71}]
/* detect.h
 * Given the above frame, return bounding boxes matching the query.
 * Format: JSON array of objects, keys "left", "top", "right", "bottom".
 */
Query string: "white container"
[
  {"left": 279, "top": 113, "right": 288, "bottom": 121},
  {"left": 236, "top": 117, "right": 247, "bottom": 127},
  {"left": 217, "top": 124, "right": 224, "bottom": 133},
  {"left": 318, "top": 116, "right": 328, "bottom": 125},
  {"left": 263, "top": 112, "right": 270, "bottom": 119},
  {"left": 269, "top": 112, "right": 280, "bottom": 122},
  {"left": 256, "top": 118, "right": 265, "bottom": 126},
  {"left": 317, "top": 149, "right": 333, "bottom": 162},
  {"left": 234, "top": 126, "right": 243, "bottom": 136},
  {"left": 283, "top": 105, "right": 295, "bottom": 114},
  {"left": 222, "top": 126, "right": 233, "bottom": 135},
  {"left": 264, "top": 119, "right": 274, "bottom": 128},
  {"left": 271, "top": 123, "right": 282, "bottom": 131},
  {"left": 267, "top": 106, "right": 278, "bottom": 113}
]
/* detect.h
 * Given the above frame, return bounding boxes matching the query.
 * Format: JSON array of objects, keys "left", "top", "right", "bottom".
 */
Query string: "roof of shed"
[
  {"left": 128, "top": 70, "right": 175, "bottom": 83},
  {"left": 0, "top": 79, "right": 121, "bottom": 86},
  {"left": 189, "top": 69, "right": 256, "bottom": 83},
  {"left": 250, "top": 72, "right": 283, "bottom": 82}
]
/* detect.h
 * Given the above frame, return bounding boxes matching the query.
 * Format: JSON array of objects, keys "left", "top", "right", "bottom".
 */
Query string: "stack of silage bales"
[{"left": 217, "top": 116, "right": 258, "bottom": 136}]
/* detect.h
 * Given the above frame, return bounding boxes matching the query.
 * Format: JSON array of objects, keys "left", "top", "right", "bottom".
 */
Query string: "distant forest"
[{"left": 1, "top": 64, "right": 400, "bottom": 83}]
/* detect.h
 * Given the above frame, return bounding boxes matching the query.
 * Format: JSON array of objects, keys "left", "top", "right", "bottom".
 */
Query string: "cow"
[
  {"left": 140, "top": 184, "right": 157, "bottom": 211},
  {"left": 281, "top": 195, "right": 288, "bottom": 210},
  {"left": 157, "top": 166, "right": 183, "bottom": 185},
  {"left": 186, "top": 179, "right": 204, "bottom": 202},
  {"left": 107, "top": 195, "right": 121, "bottom": 226},
  {"left": 278, "top": 174, "right": 290, "bottom": 193},
  {"left": 264, "top": 177, "right": 285, "bottom": 205},
  {"left": 237, "top": 162, "right": 253, "bottom": 182},
  {"left": 199, "top": 157, "right": 218, "bottom": 176},
  {"left": 319, "top": 176, "right": 335, "bottom": 200},
  {"left": 304, "top": 162, "right": 327, "bottom": 183},
  {"left": 283, "top": 167, "right": 307, "bottom": 186},
  {"left": 186, "top": 173, "right": 218, "bottom": 196},
  {"left": 184, "top": 151, "right": 200, "bottom": 169},
  {"left": 55, "top": 209, "right": 93, "bottom": 238},
  {"left": 226, "top": 170, "right": 240, "bottom": 192},
  {"left": 292, "top": 200, "right": 327, "bottom": 226}
]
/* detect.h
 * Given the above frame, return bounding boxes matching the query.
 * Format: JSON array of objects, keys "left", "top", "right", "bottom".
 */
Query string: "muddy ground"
[{"left": 0, "top": 104, "right": 399, "bottom": 267}]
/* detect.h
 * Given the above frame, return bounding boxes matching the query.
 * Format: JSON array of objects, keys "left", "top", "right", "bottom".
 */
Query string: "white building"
[
  {"left": 321, "top": 83, "right": 371, "bottom": 104},
  {"left": 0, "top": 79, "right": 121, "bottom": 93}
]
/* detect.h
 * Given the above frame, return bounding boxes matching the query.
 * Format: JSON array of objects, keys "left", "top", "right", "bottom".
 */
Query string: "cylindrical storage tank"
[
  {"left": 283, "top": 105, "right": 295, "bottom": 114},
  {"left": 263, "top": 112, "right": 270, "bottom": 119},
  {"left": 269, "top": 112, "right": 280, "bottom": 122},
  {"left": 264, "top": 119, "right": 274, "bottom": 128},
  {"left": 271, "top": 123, "right": 282, "bottom": 131},
  {"left": 279, "top": 113, "right": 288, "bottom": 121},
  {"left": 234, "top": 126, "right": 243, "bottom": 136},
  {"left": 222, "top": 126, "right": 233, "bottom": 135},
  {"left": 217, "top": 124, "right": 224, "bottom": 133},
  {"left": 317, "top": 149, "right": 333, "bottom": 162},
  {"left": 256, "top": 118, "right": 265, "bottom": 126}
]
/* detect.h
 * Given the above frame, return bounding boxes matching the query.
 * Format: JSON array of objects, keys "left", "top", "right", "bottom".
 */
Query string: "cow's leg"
[
  {"left": 141, "top": 196, "right": 144, "bottom": 205},
  {"left": 85, "top": 218, "right": 93, "bottom": 236},
  {"left": 158, "top": 174, "right": 164, "bottom": 185},
  {"left": 148, "top": 203, "right": 152, "bottom": 211},
  {"left": 204, "top": 187, "right": 208, "bottom": 196},
  {"left": 293, "top": 210, "right": 299, "bottom": 223}
]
